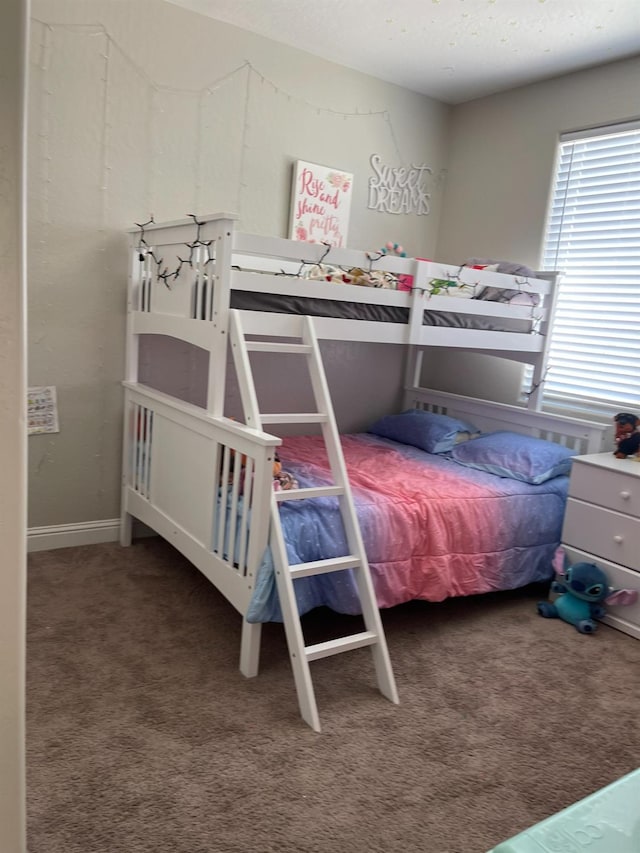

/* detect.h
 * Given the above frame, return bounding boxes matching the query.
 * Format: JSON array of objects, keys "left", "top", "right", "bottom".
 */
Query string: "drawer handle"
[
  {"left": 620, "top": 490, "right": 631, "bottom": 500},
  {"left": 613, "top": 535, "right": 624, "bottom": 544}
]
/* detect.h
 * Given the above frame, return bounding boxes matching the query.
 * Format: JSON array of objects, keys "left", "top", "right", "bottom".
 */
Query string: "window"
[{"left": 535, "top": 121, "right": 640, "bottom": 416}]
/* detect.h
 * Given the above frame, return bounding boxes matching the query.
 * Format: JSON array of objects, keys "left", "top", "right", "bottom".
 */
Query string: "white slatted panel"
[
  {"left": 151, "top": 416, "right": 216, "bottom": 546},
  {"left": 540, "top": 123, "right": 640, "bottom": 411}
]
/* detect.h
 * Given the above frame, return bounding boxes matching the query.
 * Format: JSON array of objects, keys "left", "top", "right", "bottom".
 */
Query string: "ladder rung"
[
  {"left": 289, "top": 555, "right": 360, "bottom": 579},
  {"left": 245, "top": 341, "right": 313, "bottom": 354},
  {"left": 274, "top": 485, "right": 344, "bottom": 502},
  {"left": 260, "top": 412, "right": 327, "bottom": 425},
  {"left": 305, "top": 631, "right": 379, "bottom": 662}
]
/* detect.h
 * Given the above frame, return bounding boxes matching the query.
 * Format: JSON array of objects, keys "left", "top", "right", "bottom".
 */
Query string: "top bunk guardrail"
[{"left": 127, "top": 213, "right": 556, "bottom": 356}]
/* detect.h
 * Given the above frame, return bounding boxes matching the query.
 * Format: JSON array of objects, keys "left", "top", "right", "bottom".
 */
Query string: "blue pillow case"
[
  {"left": 450, "top": 430, "right": 576, "bottom": 484},
  {"left": 368, "top": 409, "right": 480, "bottom": 455}
]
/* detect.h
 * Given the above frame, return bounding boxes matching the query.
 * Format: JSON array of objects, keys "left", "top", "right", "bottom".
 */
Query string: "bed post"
[
  {"left": 120, "top": 231, "right": 146, "bottom": 546},
  {"left": 527, "top": 271, "right": 561, "bottom": 411},
  {"left": 207, "top": 216, "right": 237, "bottom": 417},
  {"left": 407, "top": 258, "right": 429, "bottom": 346},
  {"left": 239, "top": 621, "right": 262, "bottom": 678}
]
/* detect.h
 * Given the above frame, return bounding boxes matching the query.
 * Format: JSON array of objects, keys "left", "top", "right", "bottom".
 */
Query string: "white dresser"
[{"left": 562, "top": 452, "right": 640, "bottom": 640}]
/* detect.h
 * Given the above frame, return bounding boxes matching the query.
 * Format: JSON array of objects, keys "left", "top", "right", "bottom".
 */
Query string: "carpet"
[{"left": 27, "top": 538, "right": 640, "bottom": 853}]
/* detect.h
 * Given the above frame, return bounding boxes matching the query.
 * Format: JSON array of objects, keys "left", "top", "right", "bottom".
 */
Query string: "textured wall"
[
  {"left": 26, "top": 1, "right": 640, "bottom": 528},
  {"left": 27, "top": 0, "right": 451, "bottom": 526},
  {"left": 423, "top": 55, "right": 640, "bottom": 402},
  {"left": 0, "top": 0, "right": 27, "bottom": 848}
]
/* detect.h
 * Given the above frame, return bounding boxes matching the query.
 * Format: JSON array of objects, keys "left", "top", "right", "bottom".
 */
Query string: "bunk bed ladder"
[{"left": 229, "top": 309, "right": 399, "bottom": 732}]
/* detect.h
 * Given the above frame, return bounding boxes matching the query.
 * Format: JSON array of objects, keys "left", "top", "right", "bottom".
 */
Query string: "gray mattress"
[{"left": 229, "top": 291, "right": 530, "bottom": 333}]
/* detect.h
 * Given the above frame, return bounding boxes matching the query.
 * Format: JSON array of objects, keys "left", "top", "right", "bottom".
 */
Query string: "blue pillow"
[
  {"left": 367, "top": 409, "right": 480, "bottom": 454},
  {"left": 450, "top": 430, "right": 575, "bottom": 484}
]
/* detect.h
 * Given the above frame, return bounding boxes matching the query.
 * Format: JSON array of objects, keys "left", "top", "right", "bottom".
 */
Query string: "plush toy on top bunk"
[
  {"left": 537, "top": 547, "right": 638, "bottom": 634},
  {"left": 379, "top": 241, "right": 415, "bottom": 292},
  {"left": 463, "top": 257, "right": 540, "bottom": 306},
  {"left": 379, "top": 241, "right": 407, "bottom": 259},
  {"left": 305, "top": 242, "right": 409, "bottom": 290},
  {"left": 613, "top": 412, "right": 640, "bottom": 459},
  {"left": 306, "top": 263, "right": 399, "bottom": 289}
]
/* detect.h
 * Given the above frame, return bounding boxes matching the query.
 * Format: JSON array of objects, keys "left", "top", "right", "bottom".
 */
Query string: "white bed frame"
[{"left": 120, "top": 213, "right": 608, "bottom": 686}]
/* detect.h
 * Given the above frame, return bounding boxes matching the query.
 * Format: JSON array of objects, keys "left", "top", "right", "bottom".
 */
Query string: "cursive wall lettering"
[{"left": 367, "top": 154, "right": 431, "bottom": 215}]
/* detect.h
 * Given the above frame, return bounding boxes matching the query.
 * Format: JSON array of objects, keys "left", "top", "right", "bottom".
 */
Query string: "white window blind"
[{"left": 538, "top": 122, "right": 640, "bottom": 415}]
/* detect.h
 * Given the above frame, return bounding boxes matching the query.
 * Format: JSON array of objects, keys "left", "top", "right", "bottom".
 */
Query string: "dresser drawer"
[
  {"left": 562, "top": 498, "right": 640, "bottom": 571},
  {"left": 569, "top": 459, "right": 640, "bottom": 518},
  {"left": 562, "top": 545, "right": 640, "bottom": 640}
]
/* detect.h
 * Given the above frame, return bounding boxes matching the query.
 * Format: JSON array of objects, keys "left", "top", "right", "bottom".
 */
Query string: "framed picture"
[{"left": 289, "top": 160, "right": 353, "bottom": 248}]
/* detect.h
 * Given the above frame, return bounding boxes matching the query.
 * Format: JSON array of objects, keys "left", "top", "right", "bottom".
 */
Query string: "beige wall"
[
  {"left": 422, "top": 55, "right": 640, "bottom": 401},
  {"left": 26, "top": 0, "right": 640, "bottom": 528},
  {"left": 0, "top": 0, "right": 28, "bottom": 849},
  {"left": 27, "top": 0, "right": 450, "bottom": 527}
]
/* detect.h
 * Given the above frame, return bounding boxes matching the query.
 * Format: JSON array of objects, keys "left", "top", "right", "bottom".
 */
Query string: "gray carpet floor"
[{"left": 27, "top": 538, "right": 640, "bottom": 853}]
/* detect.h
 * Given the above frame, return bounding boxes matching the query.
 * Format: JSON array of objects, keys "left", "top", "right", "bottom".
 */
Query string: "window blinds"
[{"left": 540, "top": 123, "right": 640, "bottom": 412}]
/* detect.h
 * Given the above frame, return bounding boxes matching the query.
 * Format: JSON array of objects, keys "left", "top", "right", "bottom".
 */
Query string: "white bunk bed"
[{"left": 120, "top": 213, "right": 608, "bottom": 729}]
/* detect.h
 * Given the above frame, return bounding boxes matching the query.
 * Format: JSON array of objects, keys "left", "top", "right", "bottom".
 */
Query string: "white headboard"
[{"left": 404, "top": 387, "right": 608, "bottom": 455}]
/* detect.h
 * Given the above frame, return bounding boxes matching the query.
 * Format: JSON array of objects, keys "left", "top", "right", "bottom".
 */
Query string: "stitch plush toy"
[{"left": 537, "top": 547, "right": 638, "bottom": 633}]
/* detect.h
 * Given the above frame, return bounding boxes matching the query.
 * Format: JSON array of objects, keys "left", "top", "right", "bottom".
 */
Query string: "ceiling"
[{"left": 166, "top": 0, "right": 640, "bottom": 103}]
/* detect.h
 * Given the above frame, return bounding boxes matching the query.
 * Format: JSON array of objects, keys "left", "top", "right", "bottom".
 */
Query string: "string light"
[
  {"left": 135, "top": 214, "right": 214, "bottom": 289},
  {"left": 30, "top": 20, "right": 408, "bottom": 165},
  {"left": 523, "top": 367, "right": 550, "bottom": 400},
  {"left": 410, "top": 264, "right": 541, "bottom": 322}
]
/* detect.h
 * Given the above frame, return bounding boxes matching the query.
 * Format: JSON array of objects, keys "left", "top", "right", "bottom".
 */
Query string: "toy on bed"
[
  {"left": 380, "top": 241, "right": 407, "bottom": 259},
  {"left": 537, "top": 547, "right": 638, "bottom": 633},
  {"left": 378, "top": 241, "right": 415, "bottom": 291},
  {"left": 223, "top": 441, "right": 298, "bottom": 492},
  {"left": 272, "top": 452, "right": 299, "bottom": 491},
  {"left": 305, "top": 262, "right": 399, "bottom": 289},
  {"left": 613, "top": 412, "right": 640, "bottom": 459},
  {"left": 463, "top": 257, "right": 540, "bottom": 306}
]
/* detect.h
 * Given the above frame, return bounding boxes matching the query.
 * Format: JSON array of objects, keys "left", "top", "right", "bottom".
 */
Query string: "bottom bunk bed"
[
  {"left": 246, "top": 429, "right": 575, "bottom": 623},
  {"left": 121, "top": 377, "right": 608, "bottom": 722}
]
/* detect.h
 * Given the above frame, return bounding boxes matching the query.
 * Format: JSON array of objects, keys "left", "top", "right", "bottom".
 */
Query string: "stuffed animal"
[
  {"left": 380, "top": 241, "right": 406, "bottom": 258},
  {"left": 306, "top": 262, "right": 398, "bottom": 289},
  {"left": 221, "top": 427, "right": 298, "bottom": 491},
  {"left": 613, "top": 412, "right": 640, "bottom": 458},
  {"left": 537, "top": 547, "right": 637, "bottom": 633}
]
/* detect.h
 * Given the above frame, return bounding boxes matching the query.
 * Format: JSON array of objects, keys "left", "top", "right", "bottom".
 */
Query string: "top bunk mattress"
[{"left": 229, "top": 290, "right": 532, "bottom": 333}]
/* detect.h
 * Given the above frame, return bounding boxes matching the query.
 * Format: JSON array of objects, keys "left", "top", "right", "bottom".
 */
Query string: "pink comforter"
[{"left": 247, "top": 433, "right": 566, "bottom": 621}]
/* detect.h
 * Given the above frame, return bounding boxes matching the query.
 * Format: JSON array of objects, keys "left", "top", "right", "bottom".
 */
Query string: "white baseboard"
[
  {"left": 27, "top": 519, "right": 121, "bottom": 552},
  {"left": 27, "top": 518, "right": 155, "bottom": 552}
]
